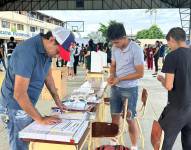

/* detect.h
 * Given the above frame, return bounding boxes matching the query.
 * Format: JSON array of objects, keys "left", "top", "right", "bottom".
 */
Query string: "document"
[{"left": 19, "top": 119, "right": 89, "bottom": 143}]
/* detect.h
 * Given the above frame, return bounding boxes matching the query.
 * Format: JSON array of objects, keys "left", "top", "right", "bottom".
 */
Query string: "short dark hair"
[
  {"left": 10, "top": 36, "right": 14, "bottom": 41},
  {"left": 107, "top": 22, "right": 126, "bottom": 41},
  {"left": 166, "top": 27, "right": 186, "bottom": 42},
  {"left": 40, "top": 31, "right": 59, "bottom": 45},
  {"left": 40, "top": 31, "right": 52, "bottom": 40}
]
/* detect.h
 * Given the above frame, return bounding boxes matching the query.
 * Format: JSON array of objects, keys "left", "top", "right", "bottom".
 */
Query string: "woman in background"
[
  {"left": 145, "top": 44, "right": 154, "bottom": 70},
  {"left": 153, "top": 41, "right": 160, "bottom": 76},
  {"left": 84, "top": 39, "right": 96, "bottom": 72},
  {"left": 104, "top": 43, "right": 111, "bottom": 67}
]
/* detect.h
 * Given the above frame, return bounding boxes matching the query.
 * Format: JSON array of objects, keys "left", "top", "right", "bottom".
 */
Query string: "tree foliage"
[
  {"left": 98, "top": 20, "right": 117, "bottom": 41},
  {"left": 136, "top": 25, "right": 164, "bottom": 39}
]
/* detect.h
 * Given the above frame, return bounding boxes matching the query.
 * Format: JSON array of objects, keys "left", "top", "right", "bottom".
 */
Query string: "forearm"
[
  {"left": 118, "top": 72, "right": 143, "bottom": 81},
  {"left": 14, "top": 93, "right": 42, "bottom": 121},
  {"left": 45, "top": 77, "right": 60, "bottom": 101},
  {"left": 160, "top": 79, "right": 166, "bottom": 88},
  {"left": 110, "top": 66, "right": 116, "bottom": 77},
  {"left": 160, "top": 78, "right": 171, "bottom": 90},
  {"left": 45, "top": 70, "right": 60, "bottom": 101}
]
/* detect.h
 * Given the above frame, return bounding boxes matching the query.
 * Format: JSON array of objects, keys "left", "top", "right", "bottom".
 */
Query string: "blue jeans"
[
  {"left": 110, "top": 86, "right": 138, "bottom": 119},
  {"left": 0, "top": 104, "right": 33, "bottom": 150}
]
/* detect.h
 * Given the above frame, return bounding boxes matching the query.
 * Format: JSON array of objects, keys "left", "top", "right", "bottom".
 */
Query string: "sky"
[{"left": 40, "top": 9, "right": 181, "bottom": 37}]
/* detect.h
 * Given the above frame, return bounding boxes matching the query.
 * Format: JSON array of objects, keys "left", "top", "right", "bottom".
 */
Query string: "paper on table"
[
  {"left": 63, "top": 100, "right": 87, "bottom": 110},
  {"left": 19, "top": 119, "right": 89, "bottom": 143},
  {"left": 51, "top": 111, "right": 90, "bottom": 120}
]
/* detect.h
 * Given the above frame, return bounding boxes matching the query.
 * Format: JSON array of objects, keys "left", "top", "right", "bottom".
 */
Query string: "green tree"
[
  {"left": 136, "top": 25, "right": 164, "bottom": 39},
  {"left": 136, "top": 29, "right": 149, "bottom": 39},
  {"left": 98, "top": 20, "right": 117, "bottom": 41},
  {"left": 98, "top": 23, "right": 108, "bottom": 38}
]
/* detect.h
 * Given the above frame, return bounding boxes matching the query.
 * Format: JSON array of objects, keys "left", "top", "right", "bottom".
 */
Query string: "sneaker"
[
  {"left": 152, "top": 73, "right": 158, "bottom": 75},
  {"left": 131, "top": 146, "right": 138, "bottom": 150}
]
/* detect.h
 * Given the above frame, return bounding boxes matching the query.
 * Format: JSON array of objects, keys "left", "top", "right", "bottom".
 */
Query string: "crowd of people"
[
  {"left": 0, "top": 22, "right": 191, "bottom": 150},
  {"left": 143, "top": 41, "right": 167, "bottom": 76},
  {"left": 0, "top": 37, "right": 17, "bottom": 71},
  {"left": 56, "top": 39, "right": 112, "bottom": 79}
]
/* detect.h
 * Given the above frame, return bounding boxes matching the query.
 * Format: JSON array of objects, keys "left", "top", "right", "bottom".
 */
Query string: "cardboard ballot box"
[{"left": 41, "top": 67, "right": 67, "bottom": 100}]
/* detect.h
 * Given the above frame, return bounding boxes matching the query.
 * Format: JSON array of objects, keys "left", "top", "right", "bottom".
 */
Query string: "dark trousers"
[
  {"left": 159, "top": 105, "right": 191, "bottom": 150},
  {"left": 147, "top": 58, "right": 153, "bottom": 70},
  {"left": 73, "top": 56, "right": 79, "bottom": 75},
  {"left": 154, "top": 57, "right": 159, "bottom": 72},
  {"left": 79, "top": 55, "right": 84, "bottom": 63}
]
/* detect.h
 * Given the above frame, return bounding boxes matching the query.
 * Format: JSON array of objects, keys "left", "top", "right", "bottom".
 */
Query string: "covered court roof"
[{"left": 0, "top": 0, "right": 190, "bottom": 11}]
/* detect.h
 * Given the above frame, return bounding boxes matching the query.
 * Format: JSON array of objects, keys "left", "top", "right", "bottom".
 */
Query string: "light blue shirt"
[{"left": 112, "top": 41, "right": 144, "bottom": 88}]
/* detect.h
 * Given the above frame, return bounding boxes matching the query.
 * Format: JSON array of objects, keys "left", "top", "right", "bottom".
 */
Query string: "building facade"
[{"left": 0, "top": 11, "right": 65, "bottom": 42}]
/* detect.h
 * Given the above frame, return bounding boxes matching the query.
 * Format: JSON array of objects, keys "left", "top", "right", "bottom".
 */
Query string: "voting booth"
[
  {"left": 41, "top": 67, "right": 67, "bottom": 101},
  {"left": 90, "top": 51, "right": 107, "bottom": 73}
]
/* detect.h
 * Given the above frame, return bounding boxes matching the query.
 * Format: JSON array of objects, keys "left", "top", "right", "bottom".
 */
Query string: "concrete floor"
[{"left": 0, "top": 67, "right": 182, "bottom": 150}]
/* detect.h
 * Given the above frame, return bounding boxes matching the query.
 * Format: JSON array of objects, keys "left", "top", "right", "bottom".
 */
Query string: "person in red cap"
[{"left": 0, "top": 27, "right": 75, "bottom": 150}]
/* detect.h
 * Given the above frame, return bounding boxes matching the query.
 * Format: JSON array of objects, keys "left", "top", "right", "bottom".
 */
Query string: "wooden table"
[
  {"left": 24, "top": 81, "right": 108, "bottom": 150},
  {"left": 86, "top": 72, "right": 104, "bottom": 81},
  {"left": 103, "top": 67, "right": 110, "bottom": 77}
]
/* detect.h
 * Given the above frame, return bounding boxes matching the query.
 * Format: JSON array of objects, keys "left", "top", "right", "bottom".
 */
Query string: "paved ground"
[{"left": 0, "top": 67, "right": 182, "bottom": 150}]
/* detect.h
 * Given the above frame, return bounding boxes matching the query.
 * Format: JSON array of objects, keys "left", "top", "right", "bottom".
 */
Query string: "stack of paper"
[
  {"left": 51, "top": 110, "right": 90, "bottom": 120},
  {"left": 63, "top": 100, "right": 88, "bottom": 110},
  {"left": 19, "top": 119, "right": 89, "bottom": 143}
]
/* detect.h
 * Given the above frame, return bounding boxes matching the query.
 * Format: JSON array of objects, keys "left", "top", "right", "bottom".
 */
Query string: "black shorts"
[{"left": 159, "top": 105, "right": 191, "bottom": 150}]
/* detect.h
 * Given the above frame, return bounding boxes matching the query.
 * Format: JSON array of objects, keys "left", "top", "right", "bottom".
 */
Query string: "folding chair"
[
  {"left": 135, "top": 88, "right": 148, "bottom": 149},
  {"left": 91, "top": 99, "right": 129, "bottom": 149},
  {"left": 103, "top": 88, "right": 148, "bottom": 149},
  {"left": 151, "top": 120, "right": 164, "bottom": 150}
]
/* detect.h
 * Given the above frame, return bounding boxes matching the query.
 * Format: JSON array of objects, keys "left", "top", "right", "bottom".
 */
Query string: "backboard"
[{"left": 65, "top": 21, "right": 84, "bottom": 32}]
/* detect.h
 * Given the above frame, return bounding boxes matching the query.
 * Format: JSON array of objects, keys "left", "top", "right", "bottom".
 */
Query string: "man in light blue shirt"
[{"left": 107, "top": 22, "right": 144, "bottom": 150}]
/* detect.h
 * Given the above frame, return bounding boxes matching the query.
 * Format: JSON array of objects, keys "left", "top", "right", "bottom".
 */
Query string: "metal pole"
[{"left": 189, "top": 8, "right": 191, "bottom": 41}]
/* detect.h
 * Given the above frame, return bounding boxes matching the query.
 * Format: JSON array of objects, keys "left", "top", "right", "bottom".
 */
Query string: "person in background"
[
  {"left": 153, "top": 41, "right": 160, "bottom": 76},
  {"left": 143, "top": 44, "right": 148, "bottom": 61},
  {"left": 0, "top": 40, "right": 6, "bottom": 71},
  {"left": 104, "top": 43, "right": 112, "bottom": 66},
  {"left": 157, "top": 27, "right": 191, "bottom": 150},
  {"left": 73, "top": 43, "right": 80, "bottom": 75},
  {"left": 7, "top": 36, "right": 17, "bottom": 65},
  {"left": 79, "top": 43, "right": 85, "bottom": 64},
  {"left": 145, "top": 44, "right": 154, "bottom": 70},
  {"left": 96, "top": 44, "right": 101, "bottom": 52},
  {"left": 159, "top": 41, "right": 166, "bottom": 65},
  {"left": 67, "top": 42, "right": 75, "bottom": 79},
  {"left": 56, "top": 56, "right": 64, "bottom": 67},
  {"left": 84, "top": 39, "right": 96, "bottom": 72}
]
